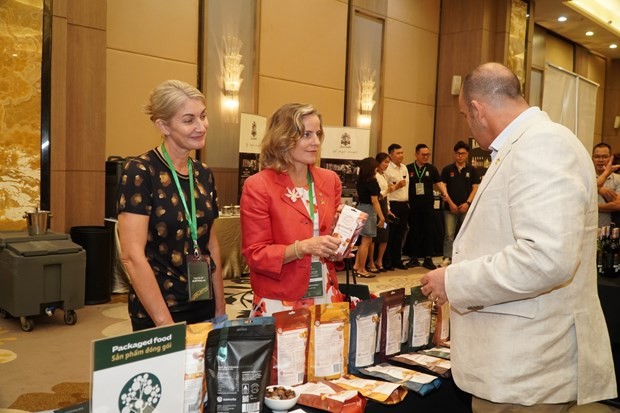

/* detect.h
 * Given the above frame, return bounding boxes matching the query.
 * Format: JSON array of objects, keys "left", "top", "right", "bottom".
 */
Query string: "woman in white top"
[{"left": 369, "top": 152, "right": 396, "bottom": 271}]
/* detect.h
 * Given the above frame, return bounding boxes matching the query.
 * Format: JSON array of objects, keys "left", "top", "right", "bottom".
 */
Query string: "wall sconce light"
[
  {"left": 451, "top": 75, "right": 462, "bottom": 95},
  {"left": 358, "top": 68, "right": 376, "bottom": 128},
  {"left": 222, "top": 36, "right": 244, "bottom": 122},
  {"left": 614, "top": 115, "right": 620, "bottom": 129}
]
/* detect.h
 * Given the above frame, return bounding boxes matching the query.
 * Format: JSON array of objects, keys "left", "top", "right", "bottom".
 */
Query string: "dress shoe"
[
  {"left": 422, "top": 259, "right": 437, "bottom": 270},
  {"left": 441, "top": 257, "right": 451, "bottom": 267},
  {"left": 383, "top": 265, "right": 395, "bottom": 271},
  {"left": 407, "top": 259, "right": 420, "bottom": 268},
  {"left": 394, "top": 262, "right": 408, "bottom": 270}
]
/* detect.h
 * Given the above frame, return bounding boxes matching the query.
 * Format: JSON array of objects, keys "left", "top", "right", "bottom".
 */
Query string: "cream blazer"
[{"left": 445, "top": 109, "right": 617, "bottom": 405}]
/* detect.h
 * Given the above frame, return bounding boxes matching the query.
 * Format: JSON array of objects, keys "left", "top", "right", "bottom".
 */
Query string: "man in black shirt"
[
  {"left": 405, "top": 144, "right": 450, "bottom": 269},
  {"left": 440, "top": 141, "right": 480, "bottom": 267}
]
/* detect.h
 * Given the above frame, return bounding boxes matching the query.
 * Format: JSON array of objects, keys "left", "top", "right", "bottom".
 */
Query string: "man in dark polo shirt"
[
  {"left": 440, "top": 140, "right": 480, "bottom": 267},
  {"left": 406, "top": 144, "right": 450, "bottom": 269}
]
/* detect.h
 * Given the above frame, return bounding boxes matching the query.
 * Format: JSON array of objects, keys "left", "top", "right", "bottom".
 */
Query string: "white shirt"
[
  {"left": 384, "top": 161, "right": 409, "bottom": 202},
  {"left": 489, "top": 107, "right": 540, "bottom": 161}
]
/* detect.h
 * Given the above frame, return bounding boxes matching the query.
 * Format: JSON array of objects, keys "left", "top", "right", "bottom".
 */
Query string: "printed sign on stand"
[
  {"left": 91, "top": 323, "right": 186, "bottom": 413},
  {"left": 320, "top": 126, "right": 370, "bottom": 205},
  {"left": 238, "top": 113, "right": 267, "bottom": 201}
]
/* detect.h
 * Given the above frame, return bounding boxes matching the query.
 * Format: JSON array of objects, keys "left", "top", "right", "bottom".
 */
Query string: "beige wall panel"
[
  {"left": 50, "top": 170, "right": 66, "bottom": 231},
  {"left": 53, "top": 0, "right": 67, "bottom": 17},
  {"left": 67, "top": 0, "right": 105, "bottom": 30},
  {"left": 351, "top": 0, "right": 387, "bottom": 16},
  {"left": 381, "top": 99, "right": 435, "bottom": 154},
  {"left": 384, "top": 19, "right": 438, "bottom": 105},
  {"left": 387, "top": 0, "right": 440, "bottom": 33},
  {"left": 66, "top": 25, "right": 106, "bottom": 171},
  {"left": 51, "top": 15, "right": 67, "bottom": 170},
  {"left": 257, "top": 77, "right": 345, "bottom": 127},
  {"left": 545, "top": 35, "right": 573, "bottom": 71},
  {"left": 107, "top": 0, "right": 198, "bottom": 64},
  {"left": 588, "top": 55, "right": 606, "bottom": 138},
  {"left": 211, "top": 167, "right": 239, "bottom": 207},
  {"left": 259, "top": 0, "right": 347, "bottom": 90},
  {"left": 440, "top": 0, "right": 485, "bottom": 34},
  {"left": 531, "top": 26, "right": 546, "bottom": 69},
  {"left": 64, "top": 171, "right": 105, "bottom": 229},
  {"left": 106, "top": 50, "right": 198, "bottom": 158},
  {"left": 603, "top": 61, "right": 620, "bottom": 146}
]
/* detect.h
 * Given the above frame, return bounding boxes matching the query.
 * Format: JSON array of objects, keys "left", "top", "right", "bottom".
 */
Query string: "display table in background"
[{"left": 213, "top": 215, "right": 248, "bottom": 280}]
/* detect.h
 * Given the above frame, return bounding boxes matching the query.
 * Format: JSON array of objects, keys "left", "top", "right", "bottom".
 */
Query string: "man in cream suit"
[{"left": 421, "top": 63, "right": 616, "bottom": 412}]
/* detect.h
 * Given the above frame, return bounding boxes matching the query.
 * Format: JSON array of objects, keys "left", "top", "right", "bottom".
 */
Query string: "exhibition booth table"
[{"left": 213, "top": 215, "right": 248, "bottom": 280}]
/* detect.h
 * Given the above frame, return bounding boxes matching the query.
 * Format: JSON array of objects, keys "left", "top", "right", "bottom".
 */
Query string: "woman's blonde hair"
[
  {"left": 144, "top": 79, "right": 205, "bottom": 122},
  {"left": 260, "top": 103, "right": 324, "bottom": 172}
]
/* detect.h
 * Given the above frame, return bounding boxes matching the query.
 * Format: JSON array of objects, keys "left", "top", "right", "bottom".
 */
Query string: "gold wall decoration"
[
  {"left": 0, "top": 0, "right": 42, "bottom": 230},
  {"left": 508, "top": 0, "right": 528, "bottom": 92}
]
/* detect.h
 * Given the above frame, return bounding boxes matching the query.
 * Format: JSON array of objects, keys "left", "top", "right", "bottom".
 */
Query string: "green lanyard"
[
  {"left": 160, "top": 144, "right": 199, "bottom": 256},
  {"left": 413, "top": 163, "right": 427, "bottom": 183},
  {"left": 307, "top": 170, "right": 315, "bottom": 226}
]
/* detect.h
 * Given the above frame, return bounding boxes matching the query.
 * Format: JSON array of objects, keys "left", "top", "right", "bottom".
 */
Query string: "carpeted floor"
[{"left": 0, "top": 261, "right": 618, "bottom": 412}]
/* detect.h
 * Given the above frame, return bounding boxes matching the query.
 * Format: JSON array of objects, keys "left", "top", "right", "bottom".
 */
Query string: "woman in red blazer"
[{"left": 240, "top": 103, "right": 344, "bottom": 316}]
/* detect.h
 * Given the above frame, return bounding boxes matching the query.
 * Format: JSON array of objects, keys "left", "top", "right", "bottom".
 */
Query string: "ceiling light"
[
  {"left": 611, "top": 44, "right": 618, "bottom": 49},
  {"left": 565, "top": 0, "right": 620, "bottom": 38},
  {"left": 585, "top": 30, "right": 594, "bottom": 35},
  {"left": 558, "top": 16, "right": 568, "bottom": 22}
]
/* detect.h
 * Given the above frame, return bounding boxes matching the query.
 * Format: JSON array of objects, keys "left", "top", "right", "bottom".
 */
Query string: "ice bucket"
[{"left": 23, "top": 209, "right": 52, "bottom": 236}]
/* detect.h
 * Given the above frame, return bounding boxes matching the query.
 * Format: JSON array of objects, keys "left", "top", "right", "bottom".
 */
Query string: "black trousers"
[
  {"left": 385, "top": 201, "right": 409, "bottom": 267},
  {"left": 406, "top": 206, "right": 435, "bottom": 258}
]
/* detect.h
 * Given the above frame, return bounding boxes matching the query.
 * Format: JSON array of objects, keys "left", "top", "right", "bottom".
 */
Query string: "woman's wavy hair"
[{"left": 260, "top": 103, "right": 324, "bottom": 172}]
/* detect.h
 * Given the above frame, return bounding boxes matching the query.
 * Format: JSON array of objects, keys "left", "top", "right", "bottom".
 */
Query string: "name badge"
[
  {"left": 187, "top": 254, "right": 213, "bottom": 302},
  {"left": 415, "top": 182, "right": 425, "bottom": 196},
  {"left": 303, "top": 261, "right": 324, "bottom": 298}
]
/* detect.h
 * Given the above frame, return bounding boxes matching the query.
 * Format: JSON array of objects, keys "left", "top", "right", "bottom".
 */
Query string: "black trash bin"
[{"left": 70, "top": 226, "right": 113, "bottom": 304}]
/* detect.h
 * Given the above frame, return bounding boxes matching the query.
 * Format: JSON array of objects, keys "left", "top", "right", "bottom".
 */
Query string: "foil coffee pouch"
[
  {"left": 407, "top": 286, "right": 433, "bottom": 352},
  {"left": 307, "top": 302, "right": 350, "bottom": 381},
  {"left": 376, "top": 288, "right": 405, "bottom": 363},
  {"left": 205, "top": 317, "right": 275, "bottom": 413},
  {"left": 432, "top": 301, "right": 450, "bottom": 347},
  {"left": 348, "top": 297, "right": 383, "bottom": 374},
  {"left": 185, "top": 322, "right": 213, "bottom": 413},
  {"left": 272, "top": 308, "right": 311, "bottom": 386}
]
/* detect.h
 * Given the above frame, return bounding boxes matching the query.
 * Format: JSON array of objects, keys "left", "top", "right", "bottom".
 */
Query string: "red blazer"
[{"left": 240, "top": 166, "right": 342, "bottom": 300}]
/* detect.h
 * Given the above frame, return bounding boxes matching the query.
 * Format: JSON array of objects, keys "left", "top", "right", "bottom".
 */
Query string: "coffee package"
[
  {"left": 272, "top": 308, "right": 310, "bottom": 386},
  {"left": 376, "top": 288, "right": 405, "bottom": 362},
  {"left": 348, "top": 297, "right": 383, "bottom": 374},
  {"left": 307, "top": 302, "right": 350, "bottom": 381},
  {"left": 205, "top": 317, "right": 275, "bottom": 413}
]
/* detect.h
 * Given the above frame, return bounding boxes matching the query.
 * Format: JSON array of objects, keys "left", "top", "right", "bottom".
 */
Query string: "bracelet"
[
  {"left": 294, "top": 240, "right": 303, "bottom": 260},
  {"left": 466, "top": 201, "right": 471, "bottom": 205}
]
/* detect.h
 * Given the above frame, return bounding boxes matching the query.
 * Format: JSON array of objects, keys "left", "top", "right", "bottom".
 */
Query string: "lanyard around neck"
[
  {"left": 160, "top": 144, "right": 199, "bottom": 256},
  {"left": 414, "top": 163, "right": 427, "bottom": 182},
  {"left": 307, "top": 170, "right": 315, "bottom": 224}
]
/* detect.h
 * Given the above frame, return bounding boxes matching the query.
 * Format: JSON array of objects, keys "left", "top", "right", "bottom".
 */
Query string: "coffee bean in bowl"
[{"left": 263, "top": 385, "right": 300, "bottom": 413}]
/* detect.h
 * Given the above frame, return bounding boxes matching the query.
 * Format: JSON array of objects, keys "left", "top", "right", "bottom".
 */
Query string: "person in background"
[
  {"left": 421, "top": 62, "right": 616, "bottom": 411},
  {"left": 592, "top": 142, "right": 620, "bottom": 227},
  {"left": 368, "top": 152, "right": 395, "bottom": 272},
  {"left": 405, "top": 144, "right": 450, "bottom": 270},
  {"left": 117, "top": 79, "right": 226, "bottom": 331},
  {"left": 353, "top": 157, "right": 385, "bottom": 278},
  {"left": 383, "top": 143, "right": 409, "bottom": 270},
  {"left": 240, "top": 103, "right": 344, "bottom": 317},
  {"left": 440, "top": 140, "right": 479, "bottom": 267}
]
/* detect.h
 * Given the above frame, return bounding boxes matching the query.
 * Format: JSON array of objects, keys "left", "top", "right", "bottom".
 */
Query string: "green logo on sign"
[{"left": 118, "top": 373, "right": 162, "bottom": 413}]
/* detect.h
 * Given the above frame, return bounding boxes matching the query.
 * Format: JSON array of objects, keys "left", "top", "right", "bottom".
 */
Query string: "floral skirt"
[{"left": 250, "top": 263, "right": 343, "bottom": 317}]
